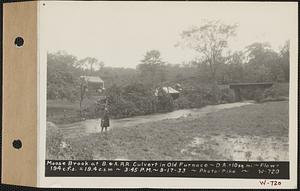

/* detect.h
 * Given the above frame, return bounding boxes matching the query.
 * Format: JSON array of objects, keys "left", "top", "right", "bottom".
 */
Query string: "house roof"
[
  {"left": 162, "top": 86, "right": 179, "bottom": 94},
  {"left": 154, "top": 86, "right": 180, "bottom": 96},
  {"left": 80, "top": 76, "right": 104, "bottom": 83}
]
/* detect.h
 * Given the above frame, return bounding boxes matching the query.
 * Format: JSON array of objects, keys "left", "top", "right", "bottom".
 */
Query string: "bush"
[
  {"left": 174, "top": 96, "right": 193, "bottom": 109},
  {"left": 124, "top": 93, "right": 158, "bottom": 115},
  {"left": 157, "top": 92, "right": 174, "bottom": 112},
  {"left": 104, "top": 84, "right": 165, "bottom": 118},
  {"left": 263, "top": 83, "right": 289, "bottom": 98},
  {"left": 109, "top": 97, "right": 140, "bottom": 118},
  {"left": 174, "top": 85, "right": 228, "bottom": 109},
  {"left": 261, "top": 83, "right": 289, "bottom": 102}
]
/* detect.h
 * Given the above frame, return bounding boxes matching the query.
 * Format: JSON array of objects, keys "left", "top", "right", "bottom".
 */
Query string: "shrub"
[
  {"left": 174, "top": 96, "right": 193, "bottom": 109},
  {"left": 261, "top": 83, "right": 289, "bottom": 102},
  {"left": 157, "top": 91, "right": 174, "bottom": 112},
  {"left": 263, "top": 83, "right": 289, "bottom": 98}
]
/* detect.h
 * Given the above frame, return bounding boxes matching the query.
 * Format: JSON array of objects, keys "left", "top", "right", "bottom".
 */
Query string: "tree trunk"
[
  {"left": 80, "top": 84, "right": 85, "bottom": 118},
  {"left": 209, "top": 59, "right": 220, "bottom": 104}
]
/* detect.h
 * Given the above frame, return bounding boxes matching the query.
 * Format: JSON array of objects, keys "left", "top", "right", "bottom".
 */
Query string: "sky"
[{"left": 41, "top": 1, "right": 297, "bottom": 68}]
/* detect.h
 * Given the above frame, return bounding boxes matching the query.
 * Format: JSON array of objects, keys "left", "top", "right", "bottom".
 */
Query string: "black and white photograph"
[{"left": 41, "top": 1, "right": 297, "bottom": 187}]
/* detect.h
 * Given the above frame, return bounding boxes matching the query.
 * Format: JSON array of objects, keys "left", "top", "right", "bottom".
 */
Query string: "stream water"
[{"left": 60, "top": 101, "right": 254, "bottom": 137}]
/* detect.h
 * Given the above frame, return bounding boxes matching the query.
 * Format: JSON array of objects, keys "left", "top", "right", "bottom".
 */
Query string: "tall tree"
[
  {"left": 137, "top": 50, "right": 166, "bottom": 87},
  {"left": 179, "top": 20, "right": 237, "bottom": 84},
  {"left": 75, "top": 57, "right": 104, "bottom": 75},
  {"left": 244, "top": 42, "right": 283, "bottom": 82},
  {"left": 47, "top": 51, "right": 80, "bottom": 101},
  {"left": 221, "top": 51, "right": 245, "bottom": 83},
  {"left": 279, "top": 40, "right": 290, "bottom": 82}
]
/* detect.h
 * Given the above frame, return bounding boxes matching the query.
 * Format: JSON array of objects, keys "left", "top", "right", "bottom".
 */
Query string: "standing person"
[{"left": 101, "top": 107, "right": 110, "bottom": 132}]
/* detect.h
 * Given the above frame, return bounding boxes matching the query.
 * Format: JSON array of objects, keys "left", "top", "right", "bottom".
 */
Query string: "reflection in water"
[{"left": 182, "top": 134, "right": 288, "bottom": 161}]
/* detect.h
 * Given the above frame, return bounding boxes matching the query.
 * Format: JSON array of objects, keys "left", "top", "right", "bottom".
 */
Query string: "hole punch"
[
  {"left": 12, "top": 139, "right": 22, "bottom": 149},
  {"left": 14, "top": 37, "right": 24, "bottom": 47}
]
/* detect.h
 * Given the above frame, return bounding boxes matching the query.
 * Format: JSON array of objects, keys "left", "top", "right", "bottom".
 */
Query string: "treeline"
[
  {"left": 47, "top": 21, "right": 289, "bottom": 121},
  {"left": 47, "top": 42, "right": 289, "bottom": 120}
]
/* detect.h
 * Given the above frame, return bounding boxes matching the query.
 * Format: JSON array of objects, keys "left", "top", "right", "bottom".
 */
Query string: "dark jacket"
[{"left": 101, "top": 110, "right": 110, "bottom": 127}]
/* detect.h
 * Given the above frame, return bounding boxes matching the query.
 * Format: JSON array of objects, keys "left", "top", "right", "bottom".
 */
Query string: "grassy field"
[{"left": 47, "top": 100, "right": 289, "bottom": 161}]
